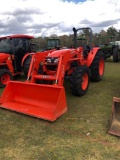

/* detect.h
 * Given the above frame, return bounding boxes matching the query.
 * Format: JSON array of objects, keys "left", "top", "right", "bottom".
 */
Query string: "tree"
[
  {"left": 99, "top": 29, "right": 107, "bottom": 37},
  {"left": 30, "top": 26, "right": 120, "bottom": 49},
  {"left": 93, "top": 33, "right": 100, "bottom": 46},
  {"left": 116, "top": 30, "right": 120, "bottom": 40},
  {"left": 31, "top": 37, "right": 47, "bottom": 50},
  {"left": 107, "top": 26, "right": 118, "bottom": 37},
  {"left": 59, "top": 35, "right": 69, "bottom": 47}
]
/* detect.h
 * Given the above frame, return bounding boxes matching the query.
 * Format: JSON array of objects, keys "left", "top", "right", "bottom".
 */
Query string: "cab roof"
[{"left": 0, "top": 34, "right": 34, "bottom": 40}]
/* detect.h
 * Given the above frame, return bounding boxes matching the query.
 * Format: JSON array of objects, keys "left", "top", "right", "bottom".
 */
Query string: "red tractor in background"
[
  {"left": 0, "top": 34, "right": 37, "bottom": 87},
  {"left": 0, "top": 27, "right": 105, "bottom": 121}
]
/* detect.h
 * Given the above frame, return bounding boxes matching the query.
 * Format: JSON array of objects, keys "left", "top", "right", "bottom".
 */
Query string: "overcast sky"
[{"left": 0, "top": 0, "right": 120, "bottom": 37}]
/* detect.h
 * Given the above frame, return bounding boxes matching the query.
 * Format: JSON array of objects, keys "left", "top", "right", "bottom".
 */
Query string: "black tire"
[
  {"left": 22, "top": 55, "right": 32, "bottom": 77},
  {"left": 70, "top": 66, "right": 89, "bottom": 96},
  {"left": 90, "top": 50, "right": 105, "bottom": 82},
  {"left": 0, "top": 69, "right": 13, "bottom": 88},
  {"left": 113, "top": 46, "right": 119, "bottom": 62}
]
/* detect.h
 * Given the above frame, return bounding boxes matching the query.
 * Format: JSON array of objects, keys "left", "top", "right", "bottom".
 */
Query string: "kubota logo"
[{"left": 42, "top": 75, "right": 49, "bottom": 78}]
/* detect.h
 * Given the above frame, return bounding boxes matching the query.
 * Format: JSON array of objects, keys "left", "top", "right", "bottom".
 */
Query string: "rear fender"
[
  {"left": 0, "top": 53, "right": 9, "bottom": 63},
  {"left": 21, "top": 52, "right": 35, "bottom": 67},
  {"left": 0, "top": 53, "right": 14, "bottom": 73},
  {"left": 87, "top": 47, "right": 100, "bottom": 67}
]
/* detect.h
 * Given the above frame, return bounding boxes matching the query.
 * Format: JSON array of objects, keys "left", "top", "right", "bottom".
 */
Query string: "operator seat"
[{"left": 83, "top": 45, "right": 90, "bottom": 58}]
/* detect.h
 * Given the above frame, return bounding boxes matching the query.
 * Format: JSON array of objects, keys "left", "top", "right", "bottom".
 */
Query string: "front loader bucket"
[
  {"left": 0, "top": 81, "right": 67, "bottom": 121},
  {"left": 108, "top": 97, "right": 120, "bottom": 136}
]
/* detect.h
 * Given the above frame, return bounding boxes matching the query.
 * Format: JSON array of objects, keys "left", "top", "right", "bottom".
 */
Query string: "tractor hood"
[
  {"left": 47, "top": 49, "right": 74, "bottom": 58},
  {"left": 0, "top": 53, "right": 10, "bottom": 63}
]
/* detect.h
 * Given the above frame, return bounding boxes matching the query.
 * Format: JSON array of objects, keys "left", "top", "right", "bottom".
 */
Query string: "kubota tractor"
[
  {"left": 0, "top": 27, "right": 105, "bottom": 121},
  {"left": 0, "top": 34, "right": 37, "bottom": 87}
]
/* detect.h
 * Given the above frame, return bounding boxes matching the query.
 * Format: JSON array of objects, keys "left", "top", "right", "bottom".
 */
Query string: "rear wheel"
[
  {"left": 0, "top": 69, "right": 13, "bottom": 88},
  {"left": 113, "top": 46, "right": 119, "bottom": 62},
  {"left": 70, "top": 66, "right": 89, "bottom": 96},
  {"left": 90, "top": 50, "right": 105, "bottom": 82}
]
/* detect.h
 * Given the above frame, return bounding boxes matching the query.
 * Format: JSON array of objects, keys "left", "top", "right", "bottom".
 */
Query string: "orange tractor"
[
  {"left": 0, "top": 34, "right": 38, "bottom": 87},
  {"left": 0, "top": 27, "right": 105, "bottom": 121}
]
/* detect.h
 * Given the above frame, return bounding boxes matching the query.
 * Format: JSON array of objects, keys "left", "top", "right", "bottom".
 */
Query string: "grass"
[{"left": 0, "top": 60, "right": 120, "bottom": 160}]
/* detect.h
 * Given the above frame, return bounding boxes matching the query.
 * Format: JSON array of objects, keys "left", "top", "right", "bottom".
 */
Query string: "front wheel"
[
  {"left": 70, "top": 66, "right": 89, "bottom": 96},
  {"left": 90, "top": 50, "right": 105, "bottom": 82},
  {"left": 0, "top": 69, "right": 13, "bottom": 88}
]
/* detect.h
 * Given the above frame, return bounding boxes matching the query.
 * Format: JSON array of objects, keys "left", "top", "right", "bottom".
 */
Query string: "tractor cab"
[
  {"left": 73, "top": 28, "right": 92, "bottom": 58},
  {"left": 77, "top": 37, "right": 90, "bottom": 57},
  {"left": 0, "top": 35, "right": 34, "bottom": 72},
  {"left": 0, "top": 34, "right": 35, "bottom": 87},
  {"left": 46, "top": 38, "right": 60, "bottom": 50}
]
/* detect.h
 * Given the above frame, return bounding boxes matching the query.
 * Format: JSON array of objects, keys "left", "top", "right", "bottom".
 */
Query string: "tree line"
[{"left": 31, "top": 26, "right": 120, "bottom": 50}]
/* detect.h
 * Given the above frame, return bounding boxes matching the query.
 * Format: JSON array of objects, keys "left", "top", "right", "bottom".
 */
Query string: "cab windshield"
[
  {"left": 47, "top": 39, "right": 60, "bottom": 47},
  {"left": 0, "top": 38, "right": 13, "bottom": 54}
]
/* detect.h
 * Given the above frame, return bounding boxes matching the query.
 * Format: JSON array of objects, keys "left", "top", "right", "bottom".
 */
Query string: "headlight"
[
  {"left": 46, "top": 58, "right": 52, "bottom": 63},
  {"left": 54, "top": 58, "right": 59, "bottom": 63},
  {"left": 46, "top": 58, "right": 59, "bottom": 63}
]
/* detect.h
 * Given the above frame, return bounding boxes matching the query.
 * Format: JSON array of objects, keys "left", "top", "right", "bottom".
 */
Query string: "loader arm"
[{"left": 27, "top": 49, "right": 56, "bottom": 82}]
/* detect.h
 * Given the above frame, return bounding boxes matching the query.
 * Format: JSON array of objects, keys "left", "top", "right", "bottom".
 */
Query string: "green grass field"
[{"left": 0, "top": 61, "right": 120, "bottom": 160}]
